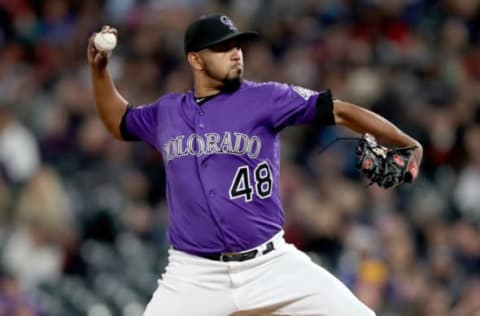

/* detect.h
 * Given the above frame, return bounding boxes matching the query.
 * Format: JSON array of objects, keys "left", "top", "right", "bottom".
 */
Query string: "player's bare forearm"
[
  {"left": 333, "top": 99, "right": 423, "bottom": 163},
  {"left": 90, "top": 67, "right": 128, "bottom": 139},
  {"left": 88, "top": 26, "right": 128, "bottom": 140}
]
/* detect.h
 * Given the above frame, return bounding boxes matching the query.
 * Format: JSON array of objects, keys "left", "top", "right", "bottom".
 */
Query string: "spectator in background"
[
  {"left": 1, "top": 219, "right": 64, "bottom": 290},
  {"left": 0, "top": 272, "right": 40, "bottom": 316},
  {"left": 454, "top": 122, "right": 480, "bottom": 221},
  {"left": 0, "top": 102, "right": 40, "bottom": 227},
  {"left": 2, "top": 167, "right": 71, "bottom": 289},
  {"left": 0, "top": 102, "right": 39, "bottom": 186}
]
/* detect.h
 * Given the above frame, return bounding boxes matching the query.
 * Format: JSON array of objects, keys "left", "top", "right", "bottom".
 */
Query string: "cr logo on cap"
[{"left": 220, "top": 16, "right": 237, "bottom": 31}]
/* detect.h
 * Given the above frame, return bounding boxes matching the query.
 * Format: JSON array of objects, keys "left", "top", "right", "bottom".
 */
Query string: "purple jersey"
[{"left": 123, "top": 80, "right": 333, "bottom": 254}]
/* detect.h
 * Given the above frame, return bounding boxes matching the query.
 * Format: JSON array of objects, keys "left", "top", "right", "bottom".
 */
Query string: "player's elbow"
[
  {"left": 95, "top": 105, "right": 127, "bottom": 140},
  {"left": 108, "top": 124, "right": 124, "bottom": 140},
  {"left": 97, "top": 118, "right": 123, "bottom": 140}
]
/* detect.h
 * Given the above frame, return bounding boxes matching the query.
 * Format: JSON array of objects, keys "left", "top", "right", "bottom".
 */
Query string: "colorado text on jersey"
[{"left": 162, "top": 132, "right": 262, "bottom": 161}]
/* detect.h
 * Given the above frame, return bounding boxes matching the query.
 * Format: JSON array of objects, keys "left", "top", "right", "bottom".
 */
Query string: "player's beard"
[
  {"left": 222, "top": 66, "right": 243, "bottom": 93},
  {"left": 222, "top": 76, "right": 242, "bottom": 93},
  {"left": 205, "top": 64, "right": 243, "bottom": 93}
]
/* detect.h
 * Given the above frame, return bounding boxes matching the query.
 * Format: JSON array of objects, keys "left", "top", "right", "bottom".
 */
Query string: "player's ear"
[{"left": 187, "top": 52, "right": 203, "bottom": 71}]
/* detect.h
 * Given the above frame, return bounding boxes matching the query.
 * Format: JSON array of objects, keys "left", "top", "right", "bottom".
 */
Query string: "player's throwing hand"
[{"left": 87, "top": 25, "right": 117, "bottom": 69}]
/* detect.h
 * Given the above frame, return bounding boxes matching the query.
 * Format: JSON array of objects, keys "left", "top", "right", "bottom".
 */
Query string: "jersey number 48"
[{"left": 229, "top": 161, "right": 273, "bottom": 202}]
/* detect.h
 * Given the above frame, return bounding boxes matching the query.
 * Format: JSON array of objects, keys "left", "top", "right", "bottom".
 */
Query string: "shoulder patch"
[{"left": 293, "top": 85, "right": 316, "bottom": 100}]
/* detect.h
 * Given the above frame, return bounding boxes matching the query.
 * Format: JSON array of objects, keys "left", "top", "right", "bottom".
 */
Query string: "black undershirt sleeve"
[
  {"left": 313, "top": 89, "right": 335, "bottom": 126},
  {"left": 120, "top": 105, "right": 140, "bottom": 141}
]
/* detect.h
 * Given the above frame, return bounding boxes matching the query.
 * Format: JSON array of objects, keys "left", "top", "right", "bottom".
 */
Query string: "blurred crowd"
[{"left": 1, "top": 0, "right": 480, "bottom": 315}]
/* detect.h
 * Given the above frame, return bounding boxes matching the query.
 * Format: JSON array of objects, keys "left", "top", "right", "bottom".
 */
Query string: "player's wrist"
[{"left": 90, "top": 64, "right": 109, "bottom": 77}]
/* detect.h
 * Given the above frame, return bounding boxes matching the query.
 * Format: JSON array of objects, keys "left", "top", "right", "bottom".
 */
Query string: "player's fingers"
[
  {"left": 87, "top": 34, "right": 95, "bottom": 59},
  {"left": 99, "top": 25, "right": 117, "bottom": 36},
  {"left": 88, "top": 33, "right": 96, "bottom": 47},
  {"left": 93, "top": 53, "right": 103, "bottom": 66},
  {"left": 88, "top": 30, "right": 113, "bottom": 67},
  {"left": 87, "top": 33, "right": 99, "bottom": 61},
  {"left": 94, "top": 50, "right": 110, "bottom": 65},
  {"left": 105, "top": 27, "right": 117, "bottom": 35},
  {"left": 404, "top": 158, "right": 419, "bottom": 183}
]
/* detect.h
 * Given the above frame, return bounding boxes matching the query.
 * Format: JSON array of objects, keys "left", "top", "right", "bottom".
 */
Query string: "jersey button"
[
  {"left": 209, "top": 190, "right": 215, "bottom": 197},
  {"left": 199, "top": 111, "right": 204, "bottom": 116},
  {"left": 199, "top": 123, "right": 205, "bottom": 128}
]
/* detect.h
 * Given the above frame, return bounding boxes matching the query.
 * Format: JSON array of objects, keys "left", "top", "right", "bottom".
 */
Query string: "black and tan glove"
[{"left": 355, "top": 133, "right": 419, "bottom": 188}]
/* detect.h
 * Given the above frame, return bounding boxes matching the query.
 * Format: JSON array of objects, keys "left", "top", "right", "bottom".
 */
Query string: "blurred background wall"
[{"left": 0, "top": 0, "right": 480, "bottom": 315}]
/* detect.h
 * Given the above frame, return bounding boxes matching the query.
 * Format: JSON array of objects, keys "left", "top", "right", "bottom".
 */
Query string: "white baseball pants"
[{"left": 143, "top": 233, "right": 376, "bottom": 316}]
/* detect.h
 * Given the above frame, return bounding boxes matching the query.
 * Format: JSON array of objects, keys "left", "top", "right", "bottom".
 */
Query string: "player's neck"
[
  {"left": 193, "top": 75, "right": 222, "bottom": 98},
  {"left": 193, "top": 85, "right": 221, "bottom": 98},
  {"left": 194, "top": 78, "right": 242, "bottom": 98}
]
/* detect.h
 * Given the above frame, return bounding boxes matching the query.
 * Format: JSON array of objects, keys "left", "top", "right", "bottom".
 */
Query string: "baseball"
[{"left": 94, "top": 32, "right": 117, "bottom": 51}]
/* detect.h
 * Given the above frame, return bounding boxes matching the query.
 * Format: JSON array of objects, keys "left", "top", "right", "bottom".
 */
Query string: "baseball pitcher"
[{"left": 87, "top": 14, "right": 422, "bottom": 316}]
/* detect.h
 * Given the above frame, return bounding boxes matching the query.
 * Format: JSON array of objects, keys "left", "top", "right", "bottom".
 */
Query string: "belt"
[{"left": 198, "top": 240, "right": 276, "bottom": 262}]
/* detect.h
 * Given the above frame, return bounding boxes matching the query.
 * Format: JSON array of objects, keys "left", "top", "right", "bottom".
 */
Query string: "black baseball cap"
[{"left": 184, "top": 15, "right": 259, "bottom": 54}]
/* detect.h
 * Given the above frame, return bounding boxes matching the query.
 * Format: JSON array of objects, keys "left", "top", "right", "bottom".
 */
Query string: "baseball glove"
[{"left": 356, "top": 133, "right": 419, "bottom": 188}]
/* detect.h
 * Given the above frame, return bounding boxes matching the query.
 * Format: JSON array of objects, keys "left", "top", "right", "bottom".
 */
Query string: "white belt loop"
[{"left": 253, "top": 229, "right": 284, "bottom": 259}]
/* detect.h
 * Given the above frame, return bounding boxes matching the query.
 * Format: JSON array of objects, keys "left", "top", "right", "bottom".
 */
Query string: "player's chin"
[
  {"left": 222, "top": 75, "right": 242, "bottom": 92},
  {"left": 227, "top": 68, "right": 243, "bottom": 80}
]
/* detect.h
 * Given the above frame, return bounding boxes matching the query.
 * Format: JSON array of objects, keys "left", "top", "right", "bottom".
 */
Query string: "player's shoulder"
[
  {"left": 245, "top": 80, "right": 320, "bottom": 101},
  {"left": 157, "top": 92, "right": 189, "bottom": 105},
  {"left": 242, "top": 80, "right": 289, "bottom": 94},
  {"left": 140, "top": 92, "right": 189, "bottom": 111},
  {"left": 243, "top": 80, "right": 285, "bottom": 89}
]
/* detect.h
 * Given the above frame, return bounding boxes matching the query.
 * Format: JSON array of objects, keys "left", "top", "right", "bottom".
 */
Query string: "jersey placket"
[{"left": 194, "top": 105, "right": 230, "bottom": 249}]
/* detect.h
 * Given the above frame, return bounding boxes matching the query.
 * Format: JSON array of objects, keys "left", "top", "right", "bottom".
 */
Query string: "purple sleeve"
[
  {"left": 123, "top": 101, "right": 159, "bottom": 146},
  {"left": 270, "top": 82, "right": 333, "bottom": 130}
]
